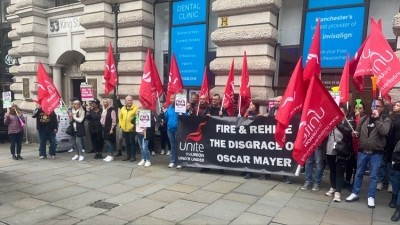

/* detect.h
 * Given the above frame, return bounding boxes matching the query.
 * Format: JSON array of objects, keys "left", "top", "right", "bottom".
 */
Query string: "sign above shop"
[
  {"left": 308, "top": 0, "right": 364, "bottom": 9},
  {"left": 172, "top": 0, "right": 207, "bottom": 25},
  {"left": 48, "top": 16, "right": 84, "bottom": 34}
]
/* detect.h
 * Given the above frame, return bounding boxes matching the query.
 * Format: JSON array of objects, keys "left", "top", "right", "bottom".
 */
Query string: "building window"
[
  {"left": 55, "top": 0, "right": 80, "bottom": 7},
  {"left": 0, "top": 0, "right": 10, "bottom": 23}
]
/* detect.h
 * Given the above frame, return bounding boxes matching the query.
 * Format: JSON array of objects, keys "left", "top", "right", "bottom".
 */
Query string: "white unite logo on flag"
[{"left": 299, "top": 107, "right": 325, "bottom": 146}]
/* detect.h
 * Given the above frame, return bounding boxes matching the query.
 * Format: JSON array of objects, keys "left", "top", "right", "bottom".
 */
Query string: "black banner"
[{"left": 176, "top": 116, "right": 299, "bottom": 175}]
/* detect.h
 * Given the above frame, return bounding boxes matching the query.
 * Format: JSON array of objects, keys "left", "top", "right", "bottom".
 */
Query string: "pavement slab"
[
  {"left": 322, "top": 207, "right": 372, "bottom": 225},
  {"left": 146, "top": 189, "right": 188, "bottom": 203},
  {"left": 183, "top": 189, "right": 223, "bottom": 204},
  {"left": 66, "top": 206, "right": 108, "bottom": 220},
  {"left": 105, "top": 198, "right": 167, "bottom": 221},
  {"left": 179, "top": 213, "right": 230, "bottom": 225},
  {"left": 34, "top": 185, "right": 91, "bottom": 202},
  {"left": 233, "top": 180, "right": 275, "bottom": 196},
  {"left": 51, "top": 190, "right": 111, "bottom": 210},
  {"left": 76, "top": 214, "right": 128, "bottom": 225},
  {"left": 222, "top": 192, "right": 259, "bottom": 205},
  {"left": 165, "top": 183, "right": 199, "bottom": 194},
  {"left": 230, "top": 211, "right": 273, "bottom": 225},
  {"left": 201, "top": 180, "right": 241, "bottom": 193},
  {"left": 273, "top": 206, "right": 325, "bottom": 225},
  {"left": 150, "top": 199, "right": 207, "bottom": 222},
  {"left": 197, "top": 199, "right": 250, "bottom": 221},
  {"left": 2, "top": 204, "right": 67, "bottom": 225},
  {"left": 8, "top": 197, "right": 48, "bottom": 210},
  {"left": 127, "top": 216, "right": 176, "bottom": 225}
]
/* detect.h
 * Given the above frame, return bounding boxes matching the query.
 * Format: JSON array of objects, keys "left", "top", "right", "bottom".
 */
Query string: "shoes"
[
  {"left": 283, "top": 176, "right": 292, "bottom": 184},
  {"left": 200, "top": 168, "right": 210, "bottom": 173},
  {"left": 16, "top": 155, "right": 23, "bottom": 160},
  {"left": 367, "top": 197, "right": 375, "bottom": 208},
  {"left": 176, "top": 165, "right": 182, "bottom": 169},
  {"left": 301, "top": 181, "right": 312, "bottom": 190},
  {"left": 12, "top": 155, "right": 17, "bottom": 160},
  {"left": 259, "top": 175, "right": 267, "bottom": 180},
  {"left": 312, "top": 183, "right": 320, "bottom": 191},
  {"left": 333, "top": 192, "right": 341, "bottom": 202},
  {"left": 244, "top": 173, "right": 252, "bottom": 179},
  {"left": 72, "top": 155, "right": 79, "bottom": 160},
  {"left": 82, "top": 149, "right": 85, "bottom": 153},
  {"left": 345, "top": 193, "right": 360, "bottom": 202},
  {"left": 78, "top": 156, "right": 84, "bottom": 161},
  {"left": 50, "top": 155, "right": 55, "bottom": 160},
  {"left": 392, "top": 205, "right": 400, "bottom": 222},
  {"left": 68, "top": 148, "right": 74, "bottom": 153},
  {"left": 376, "top": 182, "right": 383, "bottom": 191},
  {"left": 104, "top": 156, "right": 113, "bottom": 162},
  {"left": 137, "top": 160, "right": 145, "bottom": 166},
  {"left": 152, "top": 151, "right": 155, "bottom": 156},
  {"left": 389, "top": 184, "right": 393, "bottom": 193},
  {"left": 103, "top": 156, "right": 110, "bottom": 161},
  {"left": 122, "top": 156, "right": 131, "bottom": 161},
  {"left": 39, "top": 156, "right": 47, "bottom": 159},
  {"left": 130, "top": 157, "right": 136, "bottom": 162},
  {"left": 325, "top": 188, "right": 335, "bottom": 197},
  {"left": 161, "top": 150, "right": 165, "bottom": 155},
  {"left": 168, "top": 163, "right": 175, "bottom": 168},
  {"left": 144, "top": 161, "right": 151, "bottom": 167},
  {"left": 115, "top": 151, "right": 122, "bottom": 157},
  {"left": 390, "top": 198, "right": 397, "bottom": 208},
  {"left": 167, "top": 150, "right": 170, "bottom": 156}
]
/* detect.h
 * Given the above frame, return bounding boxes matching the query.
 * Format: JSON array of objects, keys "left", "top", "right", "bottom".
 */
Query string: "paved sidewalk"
[{"left": 0, "top": 143, "right": 395, "bottom": 225}]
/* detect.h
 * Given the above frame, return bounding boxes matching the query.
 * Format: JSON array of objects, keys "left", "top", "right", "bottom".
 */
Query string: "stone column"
[
  {"left": 210, "top": 0, "right": 281, "bottom": 104},
  {"left": 52, "top": 65, "right": 63, "bottom": 95},
  {"left": 392, "top": 11, "right": 400, "bottom": 99},
  {"left": 80, "top": 0, "right": 155, "bottom": 101}
]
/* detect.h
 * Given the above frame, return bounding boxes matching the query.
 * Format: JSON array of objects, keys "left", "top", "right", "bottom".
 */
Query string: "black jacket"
[
  {"left": 204, "top": 106, "right": 228, "bottom": 116},
  {"left": 86, "top": 108, "right": 103, "bottom": 134},
  {"left": 32, "top": 108, "right": 58, "bottom": 131}
]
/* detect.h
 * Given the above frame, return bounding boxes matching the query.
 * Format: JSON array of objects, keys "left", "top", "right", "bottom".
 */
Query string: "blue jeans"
[
  {"left": 137, "top": 133, "right": 151, "bottom": 162},
  {"left": 377, "top": 159, "right": 392, "bottom": 185},
  {"left": 390, "top": 167, "right": 400, "bottom": 204},
  {"left": 167, "top": 130, "right": 177, "bottom": 164},
  {"left": 123, "top": 132, "right": 136, "bottom": 158},
  {"left": 352, "top": 152, "right": 383, "bottom": 198},
  {"left": 304, "top": 148, "right": 324, "bottom": 185},
  {"left": 39, "top": 128, "right": 57, "bottom": 157},
  {"left": 9, "top": 132, "right": 22, "bottom": 155}
]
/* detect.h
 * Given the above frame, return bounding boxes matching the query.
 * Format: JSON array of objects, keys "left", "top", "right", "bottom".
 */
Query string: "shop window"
[{"left": 55, "top": 0, "right": 80, "bottom": 7}]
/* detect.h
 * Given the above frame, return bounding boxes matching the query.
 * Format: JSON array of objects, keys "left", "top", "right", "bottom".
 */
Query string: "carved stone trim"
[
  {"left": 212, "top": 0, "right": 281, "bottom": 16},
  {"left": 211, "top": 25, "right": 277, "bottom": 46}
]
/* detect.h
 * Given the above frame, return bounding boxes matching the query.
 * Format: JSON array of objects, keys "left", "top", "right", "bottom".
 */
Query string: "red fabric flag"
[
  {"left": 239, "top": 51, "right": 251, "bottom": 116},
  {"left": 165, "top": 53, "right": 184, "bottom": 107},
  {"left": 151, "top": 53, "right": 164, "bottom": 98},
  {"left": 349, "top": 36, "right": 367, "bottom": 93},
  {"left": 275, "top": 58, "right": 305, "bottom": 147},
  {"left": 37, "top": 62, "right": 61, "bottom": 115},
  {"left": 303, "top": 19, "right": 321, "bottom": 80},
  {"left": 339, "top": 55, "right": 350, "bottom": 103},
  {"left": 199, "top": 66, "right": 210, "bottom": 104},
  {"left": 104, "top": 42, "right": 118, "bottom": 94},
  {"left": 354, "top": 18, "right": 400, "bottom": 97},
  {"left": 139, "top": 49, "right": 157, "bottom": 110},
  {"left": 293, "top": 76, "right": 344, "bottom": 166},
  {"left": 222, "top": 59, "right": 235, "bottom": 116}
]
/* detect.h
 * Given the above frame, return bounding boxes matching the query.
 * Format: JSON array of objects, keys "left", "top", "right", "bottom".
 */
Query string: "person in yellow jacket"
[{"left": 119, "top": 95, "right": 139, "bottom": 161}]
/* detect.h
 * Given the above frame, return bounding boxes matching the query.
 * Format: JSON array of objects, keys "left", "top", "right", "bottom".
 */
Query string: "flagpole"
[
  {"left": 238, "top": 95, "right": 242, "bottom": 117},
  {"left": 220, "top": 95, "right": 225, "bottom": 113}
]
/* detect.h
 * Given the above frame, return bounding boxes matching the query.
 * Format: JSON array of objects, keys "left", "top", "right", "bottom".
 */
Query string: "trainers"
[
  {"left": 367, "top": 197, "right": 375, "bottom": 208},
  {"left": 72, "top": 155, "right": 79, "bottom": 160},
  {"left": 376, "top": 182, "right": 383, "bottom": 191},
  {"left": 39, "top": 156, "right": 47, "bottom": 159},
  {"left": 176, "top": 165, "right": 182, "bottom": 169},
  {"left": 50, "top": 155, "right": 56, "bottom": 160},
  {"left": 137, "top": 160, "right": 145, "bottom": 166},
  {"left": 12, "top": 155, "right": 17, "bottom": 160},
  {"left": 167, "top": 150, "right": 170, "bottom": 156},
  {"left": 345, "top": 193, "right": 359, "bottom": 202},
  {"left": 244, "top": 173, "right": 252, "bottom": 179},
  {"left": 389, "top": 184, "right": 393, "bottom": 193},
  {"left": 312, "top": 183, "right": 320, "bottom": 191},
  {"left": 152, "top": 151, "right": 155, "bottom": 156},
  {"left": 168, "top": 163, "right": 175, "bottom": 168},
  {"left": 68, "top": 148, "right": 74, "bottom": 153},
  {"left": 16, "top": 155, "right": 23, "bottom": 160},
  {"left": 333, "top": 192, "right": 341, "bottom": 202},
  {"left": 283, "top": 176, "right": 292, "bottom": 184},
  {"left": 82, "top": 149, "right": 85, "bottom": 153},
  {"left": 144, "top": 161, "right": 151, "bottom": 167},
  {"left": 301, "top": 181, "right": 312, "bottom": 190},
  {"left": 103, "top": 156, "right": 110, "bottom": 161},
  {"left": 105, "top": 156, "right": 114, "bottom": 162},
  {"left": 78, "top": 156, "right": 84, "bottom": 161},
  {"left": 325, "top": 188, "right": 335, "bottom": 197},
  {"left": 161, "top": 150, "right": 165, "bottom": 155}
]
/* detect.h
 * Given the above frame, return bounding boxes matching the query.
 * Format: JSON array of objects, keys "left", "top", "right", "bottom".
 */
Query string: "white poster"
[
  {"left": 175, "top": 94, "right": 187, "bottom": 113},
  {"left": 139, "top": 110, "right": 151, "bottom": 128},
  {"left": 2, "top": 91, "right": 12, "bottom": 108}
]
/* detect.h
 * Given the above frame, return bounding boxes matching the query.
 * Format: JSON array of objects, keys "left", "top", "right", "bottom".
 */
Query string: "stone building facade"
[{"left": 5, "top": 0, "right": 400, "bottom": 142}]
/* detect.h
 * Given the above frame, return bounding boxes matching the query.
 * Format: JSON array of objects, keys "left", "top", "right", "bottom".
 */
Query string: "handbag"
[
  {"left": 65, "top": 123, "right": 74, "bottom": 136},
  {"left": 333, "top": 132, "right": 351, "bottom": 158}
]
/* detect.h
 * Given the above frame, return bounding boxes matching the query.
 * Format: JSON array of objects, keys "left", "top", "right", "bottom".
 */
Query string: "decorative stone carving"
[
  {"left": 17, "top": 44, "right": 49, "bottom": 57},
  {"left": 15, "top": 0, "right": 54, "bottom": 10},
  {"left": 80, "top": 61, "right": 107, "bottom": 75},
  {"left": 16, "top": 24, "right": 47, "bottom": 38},
  {"left": 80, "top": 37, "right": 111, "bottom": 52},
  {"left": 210, "top": 57, "right": 276, "bottom": 76},
  {"left": 118, "top": 61, "right": 145, "bottom": 75},
  {"left": 212, "top": 0, "right": 281, "bottom": 16},
  {"left": 8, "top": 30, "right": 20, "bottom": 41},
  {"left": 211, "top": 24, "right": 277, "bottom": 46},
  {"left": 80, "top": 12, "right": 114, "bottom": 29},
  {"left": 393, "top": 13, "right": 400, "bottom": 37},
  {"left": 118, "top": 36, "right": 154, "bottom": 52},
  {"left": 118, "top": 11, "right": 154, "bottom": 29}
]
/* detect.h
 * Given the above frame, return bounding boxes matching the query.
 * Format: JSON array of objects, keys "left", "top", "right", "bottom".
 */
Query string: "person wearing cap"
[{"left": 86, "top": 98, "right": 104, "bottom": 159}]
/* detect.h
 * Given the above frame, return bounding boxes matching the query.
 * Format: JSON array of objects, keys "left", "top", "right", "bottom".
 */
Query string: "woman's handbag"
[
  {"left": 333, "top": 132, "right": 351, "bottom": 157},
  {"left": 65, "top": 123, "right": 74, "bottom": 136}
]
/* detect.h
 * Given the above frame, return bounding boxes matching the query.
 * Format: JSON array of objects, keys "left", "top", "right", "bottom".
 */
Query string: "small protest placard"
[{"left": 175, "top": 94, "right": 187, "bottom": 113}]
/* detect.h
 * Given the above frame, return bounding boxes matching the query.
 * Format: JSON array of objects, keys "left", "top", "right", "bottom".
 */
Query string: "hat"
[{"left": 91, "top": 98, "right": 100, "bottom": 105}]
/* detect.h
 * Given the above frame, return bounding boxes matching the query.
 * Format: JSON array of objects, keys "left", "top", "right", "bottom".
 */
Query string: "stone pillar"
[
  {"left": 210, "top": 0, "right": 281, "bottom": 104},
  {"left": 391, "top": 12, "right": 400, "bottom": 99},
  {"left": 80, "top": 0, "right": 155, "bottom": 100},
  {"left": 52, "top": 65, "right": 62, "bottom": 95}
]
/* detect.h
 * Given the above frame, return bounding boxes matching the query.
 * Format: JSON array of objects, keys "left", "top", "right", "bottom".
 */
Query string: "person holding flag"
[
  {"left": 346, "top": 99, "right": 392, "bottom": 208},
  {"left": 32, "top": 106, "right": 58, "bottom": 159}
]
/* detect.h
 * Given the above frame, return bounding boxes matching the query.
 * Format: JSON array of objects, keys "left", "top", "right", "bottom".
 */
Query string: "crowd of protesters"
[{"left": 5, "top": 94, "right": 400, "bottom": 221}]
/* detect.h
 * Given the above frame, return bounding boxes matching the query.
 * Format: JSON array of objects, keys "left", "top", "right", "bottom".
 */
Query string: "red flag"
[
  {"left": 339, "top": 55, "right": 350, "bottom": 103},
  {"left": 165, "top": 53, "right": 184, "bottom": 107},
  {"left": 103, "top": 42, "right": 118, "bottom": 94},
  {"left": 349, "top": 36, "right": 367, "bottom": 93},
  {"left": 222, "top": 59, "right": 235, "bottom": 116},
  {"left": 239, "top": 51, "right": 251, "bottom": 116},
  {"left": 151, "top": 53, "right": 164, "bottom": 97},
  {"left": 275, "top": 58, "right": 305, "bottom": 147},
  {"left": 354, "top": 18, "right": 400, "bottom": 97},
  {"left": 293, "top": 76, "right": 344, "bottom": 166},
  {"left": 199, "top": 66, "right": 210, "bottom": 104},
  {"left": 139, "top": 49, "right": 157, "bottom": 110},
  {"left": 37, "top": 62, "right": 61, "bottom": 115},
  {"left": 303, "top": 19, "right": 321, "bottom": 80}
]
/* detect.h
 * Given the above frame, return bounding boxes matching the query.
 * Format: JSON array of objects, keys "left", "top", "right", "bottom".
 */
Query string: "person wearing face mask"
[
  {"left": 346, "top": 99, "right": 392, "bottom": 208},
  {"left": 4, "top": 105, "right": 25, "bottom": 160}
]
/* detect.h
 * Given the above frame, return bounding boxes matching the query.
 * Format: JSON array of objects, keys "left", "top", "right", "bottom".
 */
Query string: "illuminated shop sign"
[
  {"left": 172, "top": 0, "right": 207, "bottom": 25},
  {"left": 308, "top": 0, "right": 364, "bottom": 9}
]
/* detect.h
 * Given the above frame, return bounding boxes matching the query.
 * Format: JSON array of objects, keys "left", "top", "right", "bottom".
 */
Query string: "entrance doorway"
[{"left": 71, "top": 78, "right": 85, "bottom": 100}]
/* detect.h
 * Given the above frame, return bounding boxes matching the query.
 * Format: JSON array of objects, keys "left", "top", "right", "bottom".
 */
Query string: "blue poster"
[
  {"left": 308, "top": 0, "right": 364, "bottom": 9},
  {"left": 171, "top": 24, "right": 207, "bottom": 87},
  {"left": 302, "top": 7, "right": 365, "bottom": 68},
  {"left": 172, "top": 0, "right": 207, "bottom": 25}
]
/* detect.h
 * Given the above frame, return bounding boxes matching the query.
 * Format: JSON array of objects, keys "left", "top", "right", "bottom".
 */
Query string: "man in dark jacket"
[
  {"left": 32, "top": 106, "right": 58, "bottom": 159},
  {"left": 204, "top": 94, "right": 228, "bottom": 117}
]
